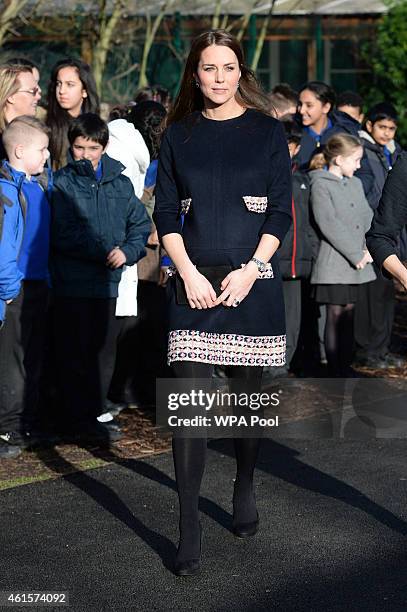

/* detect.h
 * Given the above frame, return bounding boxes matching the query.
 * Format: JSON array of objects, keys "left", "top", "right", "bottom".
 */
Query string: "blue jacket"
[
  {"left": 0, "top": 169, "right": 24, "bottom": 327},
  {"left": 50, "top": 153, "right": 151, "bottom": 298}
]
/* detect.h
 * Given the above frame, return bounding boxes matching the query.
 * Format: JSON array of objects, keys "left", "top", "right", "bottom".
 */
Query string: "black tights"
[
  {"left": 171, "top": 361, "right": 263, "bottom": 562},
  {"left": 324, "top": 303, "right": 355, "bottom": 377}
]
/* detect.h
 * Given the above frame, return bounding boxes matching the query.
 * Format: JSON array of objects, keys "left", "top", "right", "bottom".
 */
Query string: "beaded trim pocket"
[
  {"left": 180, "top": 198, "right": 192, "bottom": 215},
  {"left": 243, "top": 196, "right": 268, "bottom": 213},
  {"left": 240, "top": 262, "right": 274, "bottom": 279}
]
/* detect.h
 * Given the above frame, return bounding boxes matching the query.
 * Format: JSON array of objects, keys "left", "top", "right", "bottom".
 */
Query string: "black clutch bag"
[{"left": 175, "top": 265, "right": 233, "bottom": 305}]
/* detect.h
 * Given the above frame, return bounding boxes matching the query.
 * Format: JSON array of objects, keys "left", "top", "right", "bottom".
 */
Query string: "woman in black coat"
[
  {"left": 154, "top": 30, "right": 292, "bottom": 576},
  {"left": 366, "top": 151, "right": 407, "bottom": 290}
]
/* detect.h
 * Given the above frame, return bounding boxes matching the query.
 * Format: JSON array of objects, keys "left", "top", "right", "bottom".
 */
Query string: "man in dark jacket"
[{"left": 51, "top": 114, "right": 151, "bottom": 442}]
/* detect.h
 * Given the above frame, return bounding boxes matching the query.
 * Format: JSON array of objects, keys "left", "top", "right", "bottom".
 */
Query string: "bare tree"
[
  {"left": 0, "top": 0, "right": 44, "bottom": 48},
  {"left": 211, "top": 0, "right": 222, "bottom": 29},
  {"left": 251, "top": 0, "right": 276, "bottom": 72},
  {"left": 92, "top": 0, "right": 128, "bottom": 97},
  {"left": 137, "top": 0, "right": 174, "bottom": 89}
]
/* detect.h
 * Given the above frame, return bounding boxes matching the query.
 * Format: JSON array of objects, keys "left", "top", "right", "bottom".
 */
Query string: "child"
[
  {"left": 359, "top": 102, "right": 402, "bottom": 208},
  {"left": 336, "top": 91, "right": 364, "bottom": 125},
  {"left": 310, "top": 133, "right": 376, "bottom": 377},
  {"left": 0, "top": 116, "right": 51, "bottom": 459},
  {"left": 51, "top": 113, "right": 151, "bottom": 443},
  {"left": 274, "top": 117, "right": 318, "bottom": 376},
  {"left": 355, "top": 103, "right": 404, "bottom": 369}
]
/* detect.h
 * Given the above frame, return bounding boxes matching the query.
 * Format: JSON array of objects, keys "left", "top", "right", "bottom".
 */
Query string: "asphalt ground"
[{"left": 1, "top": 438, "right": 406, "bottom": 612}]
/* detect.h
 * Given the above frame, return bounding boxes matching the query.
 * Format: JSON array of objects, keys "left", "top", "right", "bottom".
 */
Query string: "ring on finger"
[{"left": 232, "top": 298, "right": 241, "bottom": 307}]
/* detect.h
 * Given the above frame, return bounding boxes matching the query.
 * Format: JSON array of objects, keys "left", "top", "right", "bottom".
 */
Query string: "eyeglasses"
[{"left": 17, "top": 87, "right": 40, "bottom": 97}]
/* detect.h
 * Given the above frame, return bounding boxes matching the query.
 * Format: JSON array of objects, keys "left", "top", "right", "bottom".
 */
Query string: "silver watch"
[{"left": 249, "top": 257, "right": 266, "bottom": 273}]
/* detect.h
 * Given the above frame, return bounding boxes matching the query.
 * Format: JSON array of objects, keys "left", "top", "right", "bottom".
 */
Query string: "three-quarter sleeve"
[
  {"left": 153, "top": 127, "right": 183, "bottom": 240},
  {"left": 366, "top": 152, "right": 407, "bottom": 269},
  {"left": 260, "top": 121, "right": 292, "bottom": 243}
]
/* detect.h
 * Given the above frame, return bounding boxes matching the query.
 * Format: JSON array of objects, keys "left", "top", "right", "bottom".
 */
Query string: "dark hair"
[
  {"left": 366, "top": 102, "right": 398, "bottom": 125},
  {"left": 126, "top": 101, "right": 167, "bottom": 159},
  {"left": 337, "top": 91, "right": 364, "bottom": 110},
  {"left": 46, "top": 58, "right": 100, "bottom": 169},
  {"left": 6, "top": 57, "right": 39, "bottom": 72},
  {"left": 167, "top": 29, "right": 271, "bottom": 125},
  {"left": 68, "top": 113, "right": 109, "bottom": 148},
  {"left": 280, "top": 115, "right": 302, "bottom": 145},
  {"left": 271, "top": 83, "right": 299, "bottom": 106},
  {"left": 108, "top": 104, "right": 130, "bottom": 121},
  {"left": 134, "top": 85, "right": 171, "bottom": 109},
  {"left": 299, "top": 81, "right": 336, "bottom": 112}
]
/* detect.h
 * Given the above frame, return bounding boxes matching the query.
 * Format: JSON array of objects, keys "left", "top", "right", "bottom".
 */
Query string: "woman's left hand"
[{"left": 214, "top": 262, "right": 258, "bottom": 307}]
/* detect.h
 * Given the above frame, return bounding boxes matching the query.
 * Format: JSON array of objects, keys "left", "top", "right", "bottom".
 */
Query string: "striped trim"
[{"left": 168, "top": 330, "right": 286, "bottom": 366}]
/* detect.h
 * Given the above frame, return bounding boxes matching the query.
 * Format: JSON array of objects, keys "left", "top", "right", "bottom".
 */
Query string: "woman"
[
  {"left": 366, "top": 152, "right": 407, "bottom": 291},
  {"left": 46, "top": 58, "right": 99, "bottom": 169},
  {"left": 0, "top": 63, "right": 42, "bottom": 158},
  {"left": 153, "top": 30, "right": 292, "bottom": 576}
]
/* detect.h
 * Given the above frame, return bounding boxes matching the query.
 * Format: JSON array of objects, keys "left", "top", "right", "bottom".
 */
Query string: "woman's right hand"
[{"left": 181, "top": 267, "right": 217, "bottom": 309}]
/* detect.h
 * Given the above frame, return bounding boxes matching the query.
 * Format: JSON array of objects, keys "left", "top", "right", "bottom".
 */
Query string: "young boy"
[
  {"left": 51, "top": 113, "right": 151, "bottom": 443},
  {"left": 270, "top": 117, "right": 318, "bottom": 377},
  {"left": 359, "top": 102, "right": 401, "bottom": 205},
  {"left": 337, "top": 91, "right": 364, "bottom": 125},
  {"left": 0, "top": 116, "right": 51, "bottom": 459},
  {"left": 355, "top": 102, "right": 404, "bottom": 369}
]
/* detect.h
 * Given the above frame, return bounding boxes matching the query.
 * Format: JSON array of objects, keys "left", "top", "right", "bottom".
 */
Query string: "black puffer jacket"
[
  {"left": 366, "top": 151, "right": 407, "bottom": 268},
  {"left": 278, "top": 169, "right": 319, "bottom": 279},
  {"left": 50, "top": 153, "right": 151, "bottom": 298}
]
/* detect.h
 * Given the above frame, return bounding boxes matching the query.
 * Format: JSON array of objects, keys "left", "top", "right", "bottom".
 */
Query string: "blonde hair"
[
  {"left": 2, "top": 115, "right": 49, "bottom": 157},
  {"left": 323, "top": 133, "right": 362, "bottom": 166},
  {"left": 0, "top": 64, "right": 33, "bottom": 132}
]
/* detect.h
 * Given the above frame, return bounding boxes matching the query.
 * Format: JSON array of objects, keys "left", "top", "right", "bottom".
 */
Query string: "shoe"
[
  {"left": 70, "top": 422, "right": 123, "bottom": 445},
  {"left": 0, "top": 440, "right": 22, "bottom": 459},
  {"left": 23, "top": 429, "right": 61, "bottom": 448},
  {"left": 0, "top": 432, "right": 24, "bottom": 459},
  {"left": 104, "top": 400, "right": 127, "bottom": 417},
  {"left": 232, "top": 512, "right": 259, "bottom": 538},
  {"left": 174, "top": 523, "right": 202, "bottom": 577},
  {"left": 356, "top": 353, "right": 404, "bottom": 369},
  {"left": 379, "top": 353, "right": 404, "bottom": 368},
  {"left": 232, "top": 481, "right": 259, "bottom": 538}
]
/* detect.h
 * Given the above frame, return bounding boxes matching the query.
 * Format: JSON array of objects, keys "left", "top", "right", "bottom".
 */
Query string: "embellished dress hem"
[{"left": 167, "top": 329, "right": 286, "bottom": 367}]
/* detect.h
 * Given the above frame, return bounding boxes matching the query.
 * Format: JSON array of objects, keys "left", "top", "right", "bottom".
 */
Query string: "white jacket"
[
  {"left": 107, "top": 118, "right": 150, "bottom": 198},
  {"left": 107, "top": 119, "right": 150, "bottom": 316}
]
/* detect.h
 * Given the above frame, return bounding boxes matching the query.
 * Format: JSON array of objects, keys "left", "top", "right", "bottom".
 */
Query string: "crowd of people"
[{"left": 0, "top": 46, "right": 405, "bottom": 465}]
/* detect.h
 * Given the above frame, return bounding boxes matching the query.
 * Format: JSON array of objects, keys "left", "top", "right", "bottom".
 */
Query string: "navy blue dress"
[{"left": 154, "top": 109, "right": 292, "bottom": 367}]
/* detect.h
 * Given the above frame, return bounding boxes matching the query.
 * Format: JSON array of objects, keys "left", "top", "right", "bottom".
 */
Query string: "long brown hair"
[{"left": 167, "top": 30, "right": 271, "bottom": 126}]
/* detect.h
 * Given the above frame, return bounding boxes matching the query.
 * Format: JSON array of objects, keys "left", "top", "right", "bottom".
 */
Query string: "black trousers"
[
  {"left": 282, "top": 279, "right": 302, "bottom": 368},
  {"left": 354, "top": 271, "right": 395, "bottom": 358},
  {"left": 0, "top": 280, "right": 49, "bottom": 432},
  {"left": 109, "top": 280, "right": 170, "bottom": 405},
  {"left": 53, "top": 297, "right": 122, "bottom": 427}
]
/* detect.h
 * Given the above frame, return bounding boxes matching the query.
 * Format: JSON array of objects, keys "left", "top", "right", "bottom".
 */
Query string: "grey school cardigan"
[{"left": 310, "top": 170, "right": 376, "bottom": 285}]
